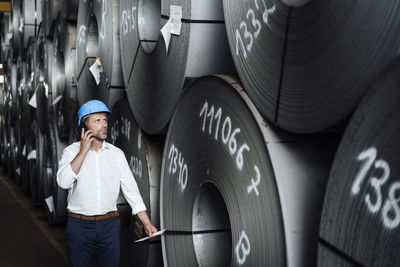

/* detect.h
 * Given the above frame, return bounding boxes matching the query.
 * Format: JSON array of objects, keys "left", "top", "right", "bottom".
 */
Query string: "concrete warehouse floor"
[{"left": 0, "top": 168, "right": 67, "bottom": 267}]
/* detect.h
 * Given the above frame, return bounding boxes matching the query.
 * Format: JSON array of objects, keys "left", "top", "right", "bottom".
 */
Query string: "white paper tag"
[
  {"left": 19, "top": 17, "right": 24, "bottom": 33},
  {"left": 28, "top": 90, "right": 37, "bottom": 109},
  {"left": 16, "top": 167, "right": 21, "bottom": 176},
  {"left": 160, "top": 5, "right": 182, "bottom": 54},
  {"left": 27, "top": 149, "right": 37, "bottom": 160},
  {"left": 89, "top": 62, "right": 100, "bottom": 85},
  {"left": 7, "top": 33, "right": 13, "bottom": 40},
  {"left": 161, "top": 20, "right": 172, "bottom": 53},
  {"left": 89, "top": 58, "right": 103, "bottom": 85},
  {"left": 45, "top": 196, "right": 55, "bottom": 213},
  {"left": 44, "top": 83, "right": 49, "bottom": 98},
  {"left": 52, "top": 95, "right": 62, "bottom": 105},
  {"left": 22, "top": 145, "right": 26, "bottom": 156},
  {"left": 170, "top": 5, "right": 182, "bottom": 35}
]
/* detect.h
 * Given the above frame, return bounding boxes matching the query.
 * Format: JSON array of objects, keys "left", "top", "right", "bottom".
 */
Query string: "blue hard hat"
[{"left": 78, "top": 100, "right": 111, "bottom": 125}]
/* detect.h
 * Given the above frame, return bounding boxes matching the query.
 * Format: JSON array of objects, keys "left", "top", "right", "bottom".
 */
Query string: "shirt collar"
[
  {"left": 101, "top": 141, "right": 111, "bottom": 151},
  {"left": 86, "top": 141, "right": 111, "bottom": 152}
]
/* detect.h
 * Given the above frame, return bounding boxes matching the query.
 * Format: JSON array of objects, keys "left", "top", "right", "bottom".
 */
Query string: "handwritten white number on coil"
[
  {"left": 235, "top": 230, "right": 251, "bottom": 265},
  {"left": 246, "top": 9, "right": 261, "bottom": 38},
  {"left": 222, "top": 116, "right": 232, "bottom": 145},
  {"left": 234, "top": 1, "right": 276, "bottom": 58},
  {"left": 351, "top": 147, "right": 377, "bottom": 195},
  {"left": 199, "top": 101, "right": 259, "bottom": 196},
  {"left": 382, "top": 182, "right": 400, "bottom": 229},
  {"left": 78, "top": 25, "right": 86, "bottom": 45},
  {"left": 351, "top": 147, "right": 399, "bottom": 229},
  {"left": 247, "top": 166, "right": 260, "bottom": 197},
  {"left": 365, "top": 159, "right": 390, "bottom": 213},
  {"left": 100, "top": 0, "right": 107, "bottom": 39},
  {"left": 168, "top": 143, "right": 188, "bottom": 190}
]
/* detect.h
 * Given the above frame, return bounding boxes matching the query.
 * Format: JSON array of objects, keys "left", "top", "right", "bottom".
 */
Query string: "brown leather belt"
[{"left": 68, "top": 211, "right": 119, "bottom": 221}]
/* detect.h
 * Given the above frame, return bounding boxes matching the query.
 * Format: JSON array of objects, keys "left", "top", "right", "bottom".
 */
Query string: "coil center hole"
[
  {"left": 138, "top": 0, "right": 160, "bottom": 54},
  {"left": 192, "top": 182, "right": 232, "bottom": 267}
]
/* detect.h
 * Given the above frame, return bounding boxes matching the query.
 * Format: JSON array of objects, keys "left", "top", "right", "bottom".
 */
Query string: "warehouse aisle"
[{"left": 0, "top": 169, "right": 67, "bottom": 267}]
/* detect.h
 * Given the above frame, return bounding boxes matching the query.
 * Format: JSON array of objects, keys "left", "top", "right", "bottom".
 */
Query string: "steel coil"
[
  {"left": 8, "top": 59, "right": 18, "bottom": 126},
  {"left": 223, "top": 0, "right": 400, "bottom": 133},
  {"left": 52, "top": 16, "right": 78, "bottom": 139},
  {"left": 161, "top": 0, "right": 224, "bottom": 20},
  {"left": 10, "top": 0, "right": 23, "bottom": 59},
  {"left": 2, "top": 94, "right": 9, "bottom": 166},
  {"left": 34, "top": 23, "right": 53, "bottom": 133},
  {"left": 2, "top": 96, "right": 12, "bottom": 174},
  {"left": 21, "top": 0, "right": 40, "bottom": 49},
  {"left": 43, "top": 111, "right": 68, "bottom": 225},
  {"left": 76, "top": 0, "right": 124, "bottom": 108},
  {"left": 0, "top": 115, "right": 5, "bottom": 166},
  {"left": 14, "top": 105, "right": 23, "bottom": 185},
  {"left": 6, "top": 122, "right": 17, "bottom": 180},
  {"left": 29, "top": 116, "right": 45, "bottom": 206},
  {"left": 25, "top": 36, "right": 36, "bottom": 98},
  {"left": 318, "top": 60, "right": 400, "bottom": 266},
  {"left": 121, "top": 0, "right": 235, "bottom": 134},
  {"left": 21, "top": 109, "right": 33, "bottom": 194},
  {"left": 61, "top": 0, "right": 79, "bottom": 21},
  {"left": 14, "top": 57, "right": 28, "bottom": 185},
  {"left": 1, "top": 14, "right": 11, "bottom": 60},
  {"left": 18, "top": 57, "right": 30, "bottom": 113},
  {"left": 108, "top": 98, "right": 164, "bottom": 267},
  {"left": 160, "top": 75, "right": 339, "bottom": 267},
  {"left": 40, "top": 0, "right": 61, "bottom": 37}
]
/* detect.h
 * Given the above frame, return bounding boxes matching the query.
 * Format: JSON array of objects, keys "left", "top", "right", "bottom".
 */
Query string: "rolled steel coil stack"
[
  {"left": 120, "top": 0, "right": 236, "bottom": 134},
  {"left": 160, "top": 76, "right": 340, "bottom": 267},
  {"left": 40, "top": 0, "right": 61, "bottom": 37},
  {"left": 1, "top": 14, "right": 11, "bottom": 61},
  {"left": 76, "top": 0, "right": 125, "bottom": 108},
  {"left": 0, "top": 0, "right": 399, "bottom": 266},
  {"left": 21, "top": 0, "right": 41, "bottom": 48},
  {"left": 222, "top": 0, "right": 400, "bottom": 133},
  {"left": 10, "top": 0, "right": 23, "bottom": 60}
]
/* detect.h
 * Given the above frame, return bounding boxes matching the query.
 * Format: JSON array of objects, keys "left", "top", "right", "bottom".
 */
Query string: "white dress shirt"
[{"left": 57, "top": 141, "right": 147, "bottom": 216}]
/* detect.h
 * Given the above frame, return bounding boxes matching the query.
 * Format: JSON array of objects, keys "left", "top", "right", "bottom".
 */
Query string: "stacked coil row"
[{"left": 0, "top": 0, "right": 399, "bottom": 266}]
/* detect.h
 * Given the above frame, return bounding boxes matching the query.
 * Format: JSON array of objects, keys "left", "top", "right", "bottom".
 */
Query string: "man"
[{"left": 57, "top": 100, "right": 157, "bottom": 267}]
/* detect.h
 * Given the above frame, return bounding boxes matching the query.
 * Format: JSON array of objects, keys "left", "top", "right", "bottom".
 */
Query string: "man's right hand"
[
  {"left": 69, "top": 128, "right": 93, "bottom": 175},
  {"left": 80, "top": 127, "right": 94, "bottom": 154}
]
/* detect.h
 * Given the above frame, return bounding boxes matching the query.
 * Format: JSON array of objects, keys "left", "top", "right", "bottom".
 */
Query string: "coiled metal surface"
[
  {"left": 160, "top": 75, "right": 340, "bottom": 266},
  {"left": 160, "top": 76, "right": 285, "bottom": 267},
  {"left": 223, "top": 0, "right": 400, "bottom": 133},
  {"left": 76, "top": 0, "right": 124, "bottom": 108},
  {"left": 122, "top": 0, "right": 235, "bottom": 134},
  {"left": 0, "top": 1, "right": 398, "bottom": 266},
  {"left": 319, "top": 60, "right": 400, "bottom": 267},
  {"left": 51, "top": 15, "right": 78, "bottom": 139}
]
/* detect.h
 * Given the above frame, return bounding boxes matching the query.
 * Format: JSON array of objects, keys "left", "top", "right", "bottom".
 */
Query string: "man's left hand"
[{"left": 144, "top": 222, "right": 158, "bottom": 237}]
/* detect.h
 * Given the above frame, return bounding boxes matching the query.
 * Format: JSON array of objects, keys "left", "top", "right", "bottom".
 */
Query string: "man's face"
[{"left": 86, "top": 113, "right": 108, "bottom": 141}]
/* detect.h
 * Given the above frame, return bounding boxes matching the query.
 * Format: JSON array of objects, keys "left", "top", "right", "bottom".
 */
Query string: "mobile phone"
[
  {"left": 83, "top": 123, "right": 89, "bottom": 132},
  {"left": 77, "top": 123, "right": 93, "bottom": 140}
]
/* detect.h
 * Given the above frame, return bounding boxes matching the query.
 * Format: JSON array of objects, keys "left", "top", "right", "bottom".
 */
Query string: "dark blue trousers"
[{"left": 66, "top": 216, "right": 121, "bottom": 267}]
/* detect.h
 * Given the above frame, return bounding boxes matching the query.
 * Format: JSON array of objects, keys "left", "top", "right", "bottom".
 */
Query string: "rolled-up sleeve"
[
  {"left": 57, "top": 147, "right": 79, "bottom": 189},
  {"left": 119, "top": 152, "right": 147, "bottom": 215}
]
